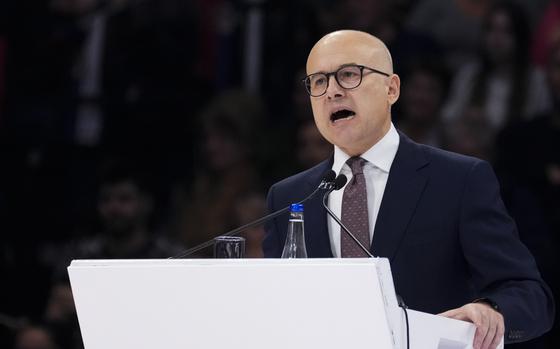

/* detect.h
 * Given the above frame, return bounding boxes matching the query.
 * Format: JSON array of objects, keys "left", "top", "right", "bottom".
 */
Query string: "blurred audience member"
[
  {"left": 406, "top": 0, "right": 492, "bottom": 69},
  {"left": 44, "top": 284, "right": 75, "bottom": 329},
  {"left": 43, "top": 281, "right": 81, "bottom": 349},
  {"left": 443, "top": 1, "right": 550, "bottom": 132},
  {"left": 44, "top": 165, "right": 180, "bottom": 275},
  {"left": 395, "top": 61, "right": 449, "bottom": 147},
  {"left": 173, "top": 90, "right": 266, "bottom": 257},
  {"left": 232, "top": 193, "right": 266, "bottom": 258},
  {"left": 443, "top": 107, "right": 496, "bottom": 161},
  {"left": 73, "top": 167, "right": 179, "bottom": 259},
  {"left": 13, "top": 325, "right": 59, "bottom": 349}
]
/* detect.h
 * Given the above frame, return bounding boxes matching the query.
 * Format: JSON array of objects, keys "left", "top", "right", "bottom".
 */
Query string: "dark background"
[{"left": 0, "top": 0, "right": 558, "bottom": 348}]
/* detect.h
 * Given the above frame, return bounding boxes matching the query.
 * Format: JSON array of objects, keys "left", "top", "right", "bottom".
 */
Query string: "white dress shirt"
[{"left": 328, "top": 123, "right": 400, "bottom": 257}]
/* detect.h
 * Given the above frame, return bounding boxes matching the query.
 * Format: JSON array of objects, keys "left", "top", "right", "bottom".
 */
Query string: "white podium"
[{"left": 68, "top": 258, "right": 503, "bottom": 349}]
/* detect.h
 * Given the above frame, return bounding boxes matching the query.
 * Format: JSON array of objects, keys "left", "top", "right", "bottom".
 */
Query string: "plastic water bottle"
[{"left": 281, "top": 203, "right": 308, "bottom": 258}]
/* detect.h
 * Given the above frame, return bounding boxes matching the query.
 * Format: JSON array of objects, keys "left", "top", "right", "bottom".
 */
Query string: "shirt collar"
[{"left": 332, "top": 122, "right": 400, "bottom": 174}]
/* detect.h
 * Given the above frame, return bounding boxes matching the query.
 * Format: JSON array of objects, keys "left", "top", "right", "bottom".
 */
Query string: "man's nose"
[{"left": 326, "top": 75, "right": 344, "bottom": 99}]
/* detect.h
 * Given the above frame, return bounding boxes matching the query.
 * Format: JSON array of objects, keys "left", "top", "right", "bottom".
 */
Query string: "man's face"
[
  {"left": 484, "top": 10, "right": 516, "bottom": 65},
  {"left": 306, "top": 32, "right": 399, "bottom": 155},
  {"left": 98, "top": 181, "right": 150, "bottom": 235}
]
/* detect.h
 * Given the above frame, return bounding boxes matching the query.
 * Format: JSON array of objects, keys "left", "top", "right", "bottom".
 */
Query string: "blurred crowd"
[{"left": 0, "top": 0, "right": 558, "bottom": 348}]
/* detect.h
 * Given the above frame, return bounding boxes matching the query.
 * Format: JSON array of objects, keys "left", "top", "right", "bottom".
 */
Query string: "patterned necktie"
[{"left": 341, "top": 157, "right": 370, "bottom": 257}]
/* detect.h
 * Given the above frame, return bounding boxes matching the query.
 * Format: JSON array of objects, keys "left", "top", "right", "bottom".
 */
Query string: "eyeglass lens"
[{"left": 306, "top": 65, "right": 363, "bottom": 96}]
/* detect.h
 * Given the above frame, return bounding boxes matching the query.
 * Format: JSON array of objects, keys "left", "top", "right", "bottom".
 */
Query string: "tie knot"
[{"left": 346, "top": 157, "right": 366, "bottom": 175}]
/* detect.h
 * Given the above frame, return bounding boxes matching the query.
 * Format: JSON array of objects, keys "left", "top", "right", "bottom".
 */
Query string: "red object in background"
[
  {"left": 532, "top": 1, "right": 560, "bottom": 67},
  {"left": 195, "top": 0, "right": 221, "bottom": 83}
]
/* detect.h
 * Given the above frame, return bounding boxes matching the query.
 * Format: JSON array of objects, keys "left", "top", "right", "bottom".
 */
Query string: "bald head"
[
  {"left": 304, "top": 30, "right": 400, "bottom": 156},
  {"left": 306, "top": 30, "right": 393, "bottom": 75}
]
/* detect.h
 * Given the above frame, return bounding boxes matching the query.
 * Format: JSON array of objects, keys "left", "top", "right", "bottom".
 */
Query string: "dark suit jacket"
[{"left": 264, "top": 132, "right": 554, "bottom": 343}]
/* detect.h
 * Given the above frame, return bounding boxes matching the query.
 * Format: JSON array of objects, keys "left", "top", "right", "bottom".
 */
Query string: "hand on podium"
[{"left": 440, "top": 302, "right": 504, "bottom": 349}]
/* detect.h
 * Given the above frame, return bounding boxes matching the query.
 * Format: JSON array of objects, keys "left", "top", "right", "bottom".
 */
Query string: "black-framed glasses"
[{"left": 302, "top": 64, "right": 390, "bottom": 97}]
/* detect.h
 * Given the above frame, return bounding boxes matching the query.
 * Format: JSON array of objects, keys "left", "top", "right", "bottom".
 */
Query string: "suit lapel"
[{"left": 371, "top": 133, "right": 429, "bottom": 261}]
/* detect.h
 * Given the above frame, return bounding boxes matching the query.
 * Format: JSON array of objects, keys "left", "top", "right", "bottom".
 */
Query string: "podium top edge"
[{"left": 68, "top": 258, "right": 386, "bottom": 268}]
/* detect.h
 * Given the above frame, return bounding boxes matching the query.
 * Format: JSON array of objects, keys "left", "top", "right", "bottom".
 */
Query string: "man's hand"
[{"left": 439, "top": 302, "right": 504, "bottom": 349}]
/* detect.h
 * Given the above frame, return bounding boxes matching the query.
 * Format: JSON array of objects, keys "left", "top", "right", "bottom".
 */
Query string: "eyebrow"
[
  {"left": 310, "top": 62, "right": 360, "bottom": 75},
  {"left": 339, "top": 62, "right": 359, "bottom": 68}
]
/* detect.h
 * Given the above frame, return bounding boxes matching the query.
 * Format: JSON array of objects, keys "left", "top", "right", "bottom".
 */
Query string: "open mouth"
[{"left": 330, "top": 109, "right": 356, "bottom": 123}]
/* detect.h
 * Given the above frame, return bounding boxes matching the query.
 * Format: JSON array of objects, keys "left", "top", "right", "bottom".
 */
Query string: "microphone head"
[
  {"left": 322, "top": 170, "right": 336, "bottom": 183},
  {"left": 333, "top": 174, "right": 348, "bottom": 190}
]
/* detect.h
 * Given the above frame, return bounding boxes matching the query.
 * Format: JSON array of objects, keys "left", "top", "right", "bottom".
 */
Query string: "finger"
[
  {"left": 439, "top": 309, "right": 458, "bottom": 317},
  {"left": 490, "top": 315, "right": 505, "bottom": 349},
  {"left": 481, "top": 313, "right": 498, "bottom": 349},
  {"left": 472, "top": 308, "right": 488, "bottom": 349},
  {"left": 439, "top": 308, "right": 467, "bottom": 320}
]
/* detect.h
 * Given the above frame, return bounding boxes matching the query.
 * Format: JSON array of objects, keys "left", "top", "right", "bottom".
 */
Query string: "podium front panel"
[{"left": 68, "top": 259, "right": 396, "bottom": 349}]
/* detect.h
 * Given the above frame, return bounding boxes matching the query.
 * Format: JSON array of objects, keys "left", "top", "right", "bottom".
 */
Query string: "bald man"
[{"left": 263, "top": 30, "right": 554, "bottom": 349}]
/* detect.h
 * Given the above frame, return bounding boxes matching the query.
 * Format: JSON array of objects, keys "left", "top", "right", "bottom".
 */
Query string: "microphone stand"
[
  {"left": 321, "top": 188, "right": 374, "bottom": 258},
  {"left": 170, "top": 173, "right": 336, "bottom": 259}
]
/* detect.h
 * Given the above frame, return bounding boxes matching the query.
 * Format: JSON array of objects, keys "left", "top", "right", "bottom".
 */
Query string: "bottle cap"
[{"left": 290, "top": 203, "right": 304, "bottom": 212}]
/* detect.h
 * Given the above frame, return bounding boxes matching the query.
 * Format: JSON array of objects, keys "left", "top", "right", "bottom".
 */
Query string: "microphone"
[
  {"left": 322, "top": 174, "right": 374, "bottom": 258},
  {"left": 170, "top": 170, "right": 337, "bottom": 258},
  {"left": 332, "top": 173, "right": 348, "bottom": 190},
  {"left": 318, "top": 169, "right": 336, "bottom": 189}
]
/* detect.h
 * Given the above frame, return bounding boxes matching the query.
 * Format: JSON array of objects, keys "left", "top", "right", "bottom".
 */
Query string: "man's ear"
[{"left": 387, "top": 74, "right": 400, "bottom": 106}]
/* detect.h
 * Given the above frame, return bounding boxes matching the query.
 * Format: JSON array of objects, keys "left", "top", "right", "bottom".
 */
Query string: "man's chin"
[
  {"left": 334, "top": 138, "right": 371, "bottom": 156},
  {"left": 330, "top": 133, "right": 358, "bottom": 150}
]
